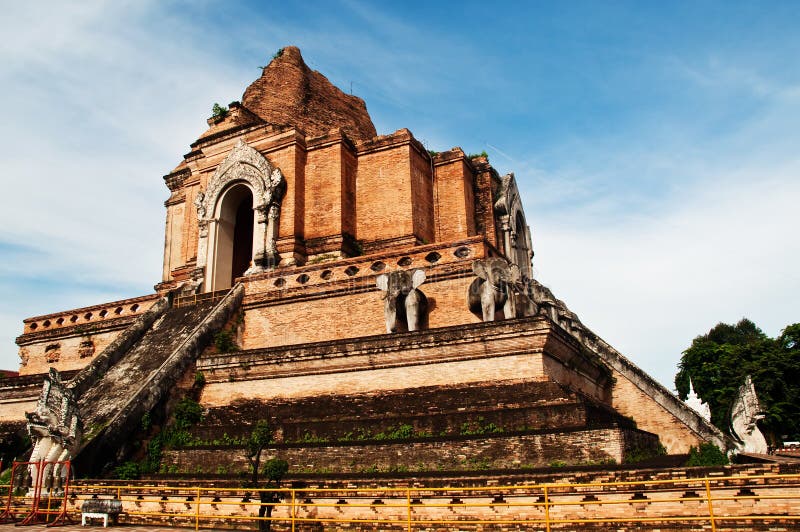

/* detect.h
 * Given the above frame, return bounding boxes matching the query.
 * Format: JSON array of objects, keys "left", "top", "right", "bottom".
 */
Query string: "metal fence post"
[
  {"left": 544, "top": 485, "right": 551, "bottom": 532},
  {"left": 704, "top": 478, "right": 716, "bottom": 532},
  {"left": 291, "top": 489, "right": 296, "bottom": 532},
  {"left": 195, "top": 487, "right": 201, "bottom": 531},
  {"left": 407, "top": 488, "right": 412, "bottom": 532}
]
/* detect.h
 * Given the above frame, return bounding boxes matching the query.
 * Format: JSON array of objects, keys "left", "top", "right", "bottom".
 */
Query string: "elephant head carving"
[
  {"left": 468, "top": 258, "right": 521, "bottom": 321},
  {"left": 376, "top": 269, "right": 427, "bottom": 333}
]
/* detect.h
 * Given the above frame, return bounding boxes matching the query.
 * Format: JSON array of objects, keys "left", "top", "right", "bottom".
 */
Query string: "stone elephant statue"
[
  {"left": 468, "top": 258, "right": 520, "bottom": 322},
  {"left": 376, "top": 269, "right": 428, "bottom": 333}
]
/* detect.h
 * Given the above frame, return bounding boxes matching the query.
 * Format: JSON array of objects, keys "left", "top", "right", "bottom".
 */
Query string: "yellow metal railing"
[
  {"left": 173, "top": 288, "right": 231, "bottom": 308},
  {"left": 2, "top": 473, "right": 799, "bottom": 530}
]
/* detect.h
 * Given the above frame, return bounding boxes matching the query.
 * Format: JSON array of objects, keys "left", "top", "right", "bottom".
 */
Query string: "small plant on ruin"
[
  {"left": 298, "top": 431, "right": 329, "bottom": 443},
  {"left": 467, "top": 150, "right": 489, "bottom": 160},
  {"left": 272, "top": 47, "right": 285, "bottom": 60},
  {"left": 214, "top": 330, "right": 239, "bottom": 352},
  {"left": 459, "top": 416, "right": 503, "bottom": 436},
  {"left": 114, "top": 461, "right": 140, "bottom": 480},
  {"left": 623, "top": 442, "right": 666, "bottom": 464},
  {"left": 174, "top": 398, "right": 204, "bottom": 429},
  {"left": 686, "top": 443, "right": 729, "bottom": 467},
  {"left": 373, "top": 423, "right": 415, "bottom": 441},
  {"left": 194, "top": 371, "right": 206, "bottom": 387},
  {"left": 211, "top": 103, "right": 228, "bottom": 119},
  {"left": 141, "top": 412, "right": 152, "bottom": 431},
  {"left": 549, "top": 460, "right": 567, "bottom": 468}
]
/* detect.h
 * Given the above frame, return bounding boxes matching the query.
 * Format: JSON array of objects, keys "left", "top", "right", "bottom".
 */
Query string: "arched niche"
[
  {"left": 193, "top": 139, "right": 285, "bottom": 293},
  {"left": 512, "top": 209, "right": 533, "bottom": 280},
  {"left": 493, "top": 172, "right": 533, "bottom": 278}
]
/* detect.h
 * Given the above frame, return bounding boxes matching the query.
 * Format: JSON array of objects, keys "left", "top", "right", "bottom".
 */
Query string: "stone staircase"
[{"left": 71, "top": 284, "right": 244, "bottom": 475}]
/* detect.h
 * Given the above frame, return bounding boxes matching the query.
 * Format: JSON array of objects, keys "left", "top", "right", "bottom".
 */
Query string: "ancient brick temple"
[{"left": 1, "top": 47, "right": 724, "bottom": 476}]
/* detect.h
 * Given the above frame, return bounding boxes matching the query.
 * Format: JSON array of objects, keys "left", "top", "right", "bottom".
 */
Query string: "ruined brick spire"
[{"left": 242, "top": 46, "right": 377, "bottom": 142}]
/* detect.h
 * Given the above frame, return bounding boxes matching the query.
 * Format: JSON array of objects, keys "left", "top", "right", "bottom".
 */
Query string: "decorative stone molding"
[
  {"left": 163, "top": 168, "right": 190, "bottom": 192},
  {"left": 194, "top": 140, "right": 286, "bottom": 291}
]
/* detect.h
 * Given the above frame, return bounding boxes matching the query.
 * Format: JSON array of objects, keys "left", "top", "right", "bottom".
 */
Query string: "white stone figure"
[
  {"left": 730, "top": 375, "right": 769, "bottom": 454},
  {"left": 684, "top": 378, "right": 711, "bottom": 422},
  {"left": 376, "top": 269, "right": 427, "bottom": 333}
]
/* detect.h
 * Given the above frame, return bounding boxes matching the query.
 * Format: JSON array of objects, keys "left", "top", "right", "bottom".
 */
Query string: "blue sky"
[{"left": 0, "top": 1, "right": 798, "bottom": 390}]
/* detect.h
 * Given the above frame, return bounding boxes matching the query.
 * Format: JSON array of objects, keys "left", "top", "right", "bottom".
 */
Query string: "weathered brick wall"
[
  {"left": 164, "top": 427, "right": 652, "bottom": 474},
  {"left": 410, "top": 144, "right": 435, "bottom": 244},
  {"left": 200, "top": 353, "right": 548, "bottom": 407},
  {"left": 304, "top": 138, "right": 343, "bottom": 242},
  {"left": 433, "top": 151, "right": 477, "bottom": 242},
  {"left": 355, "top": 133, "right": 416, "bottom": 249},
  {"left": 16, "top": 294, "right": 159, "bottom": 375},
  {"left": 0, "top": 397, "right": 37, "bottom": 422},
  {"left": 611, "top": 368, "right": 704, "bottom": 454},
  {"left": 240, "top": 275, "right": 480, "bottom": 349},
  {"left": 188, "top": 380, "right": 627, "bottom": 445}
]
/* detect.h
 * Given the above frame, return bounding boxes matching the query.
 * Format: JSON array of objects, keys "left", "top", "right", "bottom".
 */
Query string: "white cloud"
[{"left": 532, "top": 165, "right": 800, "bottom": 388}]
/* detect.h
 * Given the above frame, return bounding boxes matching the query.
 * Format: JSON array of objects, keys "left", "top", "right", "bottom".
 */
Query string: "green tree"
[
  {"left": 675, "top": 319, "right": 800, "bottom": 444},
  {"left": 246, "top": 419, "right": 273, "bottom": 486},
  {"left": 244, "top": 420, "right": 289, "bottom": 532}
]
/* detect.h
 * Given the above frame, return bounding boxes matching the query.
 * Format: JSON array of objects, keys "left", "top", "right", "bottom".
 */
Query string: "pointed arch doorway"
[
  {"left": 194, "top": 139, "right": 286, "bottom": 294},
  {"left": 209, "top": 183, "right": 255, "bottom": 291}
]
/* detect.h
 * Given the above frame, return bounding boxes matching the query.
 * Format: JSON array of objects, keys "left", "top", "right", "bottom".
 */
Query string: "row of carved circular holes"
[
  {"left": 29, "top": 303, "right": 142, "bottom": 331},
  {"left": 272, "top": 246, "right": 472, "bottom": 288}
]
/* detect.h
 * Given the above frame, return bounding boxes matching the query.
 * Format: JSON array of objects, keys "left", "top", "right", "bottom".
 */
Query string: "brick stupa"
[{"left": 2, "top": 47, "right": 724, "bottom": 478}]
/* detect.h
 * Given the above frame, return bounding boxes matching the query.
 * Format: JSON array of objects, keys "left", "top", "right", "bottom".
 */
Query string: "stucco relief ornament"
[
  {"left": 260, "top": 167, "right": 286, "bottom": 264},
  {"left": 194, "top": 190, "right": 207, "bottom": 220}
]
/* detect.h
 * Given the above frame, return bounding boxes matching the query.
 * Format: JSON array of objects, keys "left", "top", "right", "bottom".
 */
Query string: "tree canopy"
[{"left": 675, "top": 319, "right": 800, "bottom": 445}]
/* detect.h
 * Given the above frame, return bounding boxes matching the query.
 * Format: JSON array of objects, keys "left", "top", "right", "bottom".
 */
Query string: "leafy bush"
[
  {"left": 114, "top": 461, "right": 140, "bottom": 480},
  {"left": 194, "top": 371, "right": 206, "bottom": 387},
  {"left": 686, "top": 443, "right": 729, "bottom": 466},
  {"left": 214, "top": 330, "right": 238, "bottom": 352},
  {"left": 623, "top": 442, "right": 666, "bottom": 464},
  {"left": 174, "top": 398, "right": 203, "bottom": 429}
]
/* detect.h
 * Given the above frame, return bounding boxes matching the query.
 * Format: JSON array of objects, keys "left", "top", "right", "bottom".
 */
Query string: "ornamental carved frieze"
[{"left": 199, "top": 139, "right": 285, "bottom": 217}]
